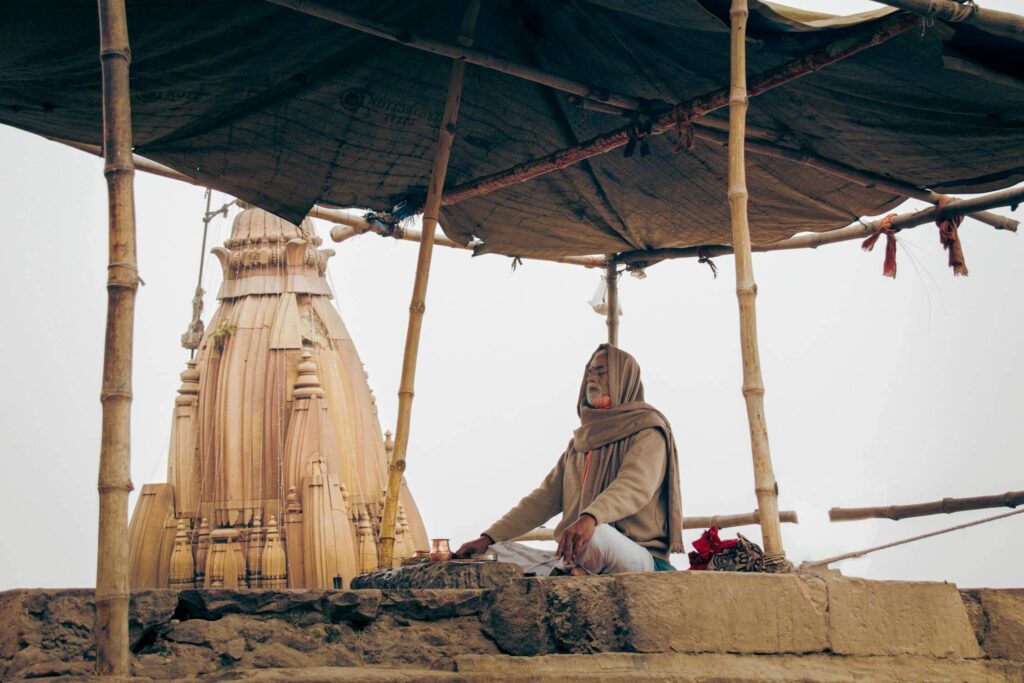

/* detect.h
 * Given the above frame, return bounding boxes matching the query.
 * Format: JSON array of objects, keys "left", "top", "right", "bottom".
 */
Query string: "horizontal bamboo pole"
[
  {"left": 314, "top": 206, "right": 606, "bottom": 268},
  {"left": 48, "top": 137, "right": 201, "bottom": 186},
  {"left": 873, "top": 0, "right": 1024, "bottom": 39},
  {"left": 614, "top": 184, "right": 1024, "bottom": 266},
  {"left": 830, "top": 491, "right": 1024, "bottom": 522},
  {"left": 265, "top": 0, "right": 642, "bottom": 111},
  {"left": 50, "top": 140, "right": 598, "bottom": 268},
  {"left": 684, "top": 509, "right": 798, "bottom": 530},
  {"left": 434, "top": 13, "right": 918, "bottom": 210},
  {"left": 694, "top": 125, "right": 1018, "bottom": 232},
  {"left": 511, "top": 510, "right": 799, "bottom": 542}
]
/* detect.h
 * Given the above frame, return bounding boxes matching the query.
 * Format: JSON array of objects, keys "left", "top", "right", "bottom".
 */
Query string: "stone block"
[
  {"left": 129, "top": 589, "right": 179, "bottom": 651},
  {"left": 481, "top": 578, "right": 550, "bottom": 656},
  {"left": 826, "top": 576, "right": 983, "bottom": 658},
  {"left": 351, "top": 561, "right": 522, "bottom": 589},
  {"left": 615, "top": 572, "right": 829, "bottom": 654},
  {"left": 961, "top": 588, "right": 1024, "bottom": 661},
  {"left": 544, "top": 576, "right": 628, "bottom": 653}
]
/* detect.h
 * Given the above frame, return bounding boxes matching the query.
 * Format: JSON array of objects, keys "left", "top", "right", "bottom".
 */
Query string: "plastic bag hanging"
[{"left": 587, "top": 276, "right": 623, "bottom": 317}]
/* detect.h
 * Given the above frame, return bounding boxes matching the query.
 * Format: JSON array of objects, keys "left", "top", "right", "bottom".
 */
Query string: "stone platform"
[{"left": 1, "top": 566, "right": 1021, "bottom": 681}]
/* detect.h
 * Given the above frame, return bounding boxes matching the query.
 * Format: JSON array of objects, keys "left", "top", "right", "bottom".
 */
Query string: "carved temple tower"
[{"left": 128, "top": 207, "right": 429, "bottom": 589}]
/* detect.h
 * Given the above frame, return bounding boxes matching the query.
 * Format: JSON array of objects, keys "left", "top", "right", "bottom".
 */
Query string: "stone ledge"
[
  {"left": 482, "top": 572, "right": 830, "bottom": 656},
  {"left": 2, "top": 576, "right": 1018, "bottom": 681},
  {"left": 826, "top": 577, "right": 983, "bottom": 658}
]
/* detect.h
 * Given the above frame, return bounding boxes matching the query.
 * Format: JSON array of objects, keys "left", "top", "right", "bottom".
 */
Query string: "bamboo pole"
[
  {"left": 264, "top": 0, "right": 642, "bottom": 111},
  {"left": 314, "top": 206, "right": 606, "bottom": 268},
  {"left": 95, "top": 0, "right": 137, "bottom": 675},
  {"left": 685, "top": 509, "right": 798, "bottom": 530},
  {"left": 830, "top": 490, "right": 1024, "bottom": 522},
  {"left": 432, "top": 14, "right": 918, "bottom": 210},
  {"left": 613, "top": 184, "right": 1024, "bottom": 267},
  {"left": 512, "top": 510, "right": 799, "bottom": 541},
  {"left": 806, "top": 508, "right": 1024, "bottom": 568},
  {"left": 605, "top": 261, "right": 619, "bottom": 345},
  {"left": 48, "top": 140, "right": 606, "bottom": 268},
  {"left": 727, "top": 0, "right": 788, "bottom": 570},
  {"left": 872, "top": 0, "right": 1024, "bottom": 39},
  {"left": 693, "top": 125, "right": 1018, "bottom": 232},
  {"left": 377, "top": 0, "right": 481, "bottom": 571}
]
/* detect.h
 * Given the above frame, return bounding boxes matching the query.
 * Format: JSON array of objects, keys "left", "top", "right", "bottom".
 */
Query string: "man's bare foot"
[{"left": 569, "top": 567, "right": 587, "bottom": 576}]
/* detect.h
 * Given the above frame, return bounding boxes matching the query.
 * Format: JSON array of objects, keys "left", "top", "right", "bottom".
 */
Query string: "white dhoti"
[{"left": 490, "top": 524, "right": 655, "bottom": 575}]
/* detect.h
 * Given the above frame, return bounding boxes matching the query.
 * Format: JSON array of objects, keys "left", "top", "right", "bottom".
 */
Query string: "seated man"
[{"left": 455, "top": 344, "right": 682, "bottom": 575}]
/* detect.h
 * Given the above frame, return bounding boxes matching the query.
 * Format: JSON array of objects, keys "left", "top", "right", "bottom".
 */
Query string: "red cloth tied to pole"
[
  {"left": 861, "top": 213, "right": 898, "bottom": 278},
  {"left": 688, "top": 526, "right": 738, "bottom": 570},
  {"left": 936, "top": 196, "right": 969, "bottom": 276}
]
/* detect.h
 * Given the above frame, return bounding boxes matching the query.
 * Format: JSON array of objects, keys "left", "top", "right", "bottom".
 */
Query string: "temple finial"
[{"left": 293, "top": 349, "right": 324, "bottom": 399}]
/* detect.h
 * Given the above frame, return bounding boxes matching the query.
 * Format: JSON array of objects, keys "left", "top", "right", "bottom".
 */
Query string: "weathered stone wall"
[{"left": 2, "top": 570, "right": 1022, "bottom": 681}]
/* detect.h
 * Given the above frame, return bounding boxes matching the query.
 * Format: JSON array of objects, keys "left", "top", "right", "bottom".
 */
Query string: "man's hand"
[
  {"left": 454, "top": 534, "right": 493, "bottom": 559},
  {"left": 557, "top": 514, "right": 597, "bottom": 566}
]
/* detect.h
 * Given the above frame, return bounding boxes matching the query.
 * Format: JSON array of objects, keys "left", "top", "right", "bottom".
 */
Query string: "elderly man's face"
[{"left": 585, "top": 352, "right": 610, "bottom": 407}]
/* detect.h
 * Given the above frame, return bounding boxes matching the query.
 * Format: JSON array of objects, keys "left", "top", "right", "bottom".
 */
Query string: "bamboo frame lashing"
[
  {"left": 433, "top": 14, "right": 918, "bottom": 211},
  {"left": 613, "top": 184, "right": 1024, "bottom": 268},
  {"left": 727, "top": 0, "right": 787, "bottom": 569},
  {"left": 605, "top": 260, "right": 619, "bottom": 345},
  {"left": 96, "top": 0, "right": 138, "bottom": 675},
  {"left": 872, "top": 0, "right": 1024, "bottom": 38},
  {"left": 377, "top": 0, "right": 481, "bottom": 571},
  {"left": 692, "top": 124, "right": 1018, "bottom": 233}
]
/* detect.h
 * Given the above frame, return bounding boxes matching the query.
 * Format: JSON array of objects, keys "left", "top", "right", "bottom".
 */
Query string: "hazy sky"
[{"left": 1, "top": 0, "right": 1021, "bottom": 590}]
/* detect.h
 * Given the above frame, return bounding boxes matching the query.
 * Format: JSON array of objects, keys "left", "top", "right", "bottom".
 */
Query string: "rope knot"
[
  {"left": 623, "top": 112, "right": 653, "bottom": 158},
  {"left": 673, "top": 112, "right": 696, "bottom": 153},
  {"left": 936, "top": 196, "right": 969, "bottom": 276},
  {"left": 861, "top": 213, "right": 898, "bottom": 278}
]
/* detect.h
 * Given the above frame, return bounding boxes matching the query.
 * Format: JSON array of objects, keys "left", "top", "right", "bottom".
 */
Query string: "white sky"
[{"left": 1, "top": 0, "right": 1022, "bottom": 590}]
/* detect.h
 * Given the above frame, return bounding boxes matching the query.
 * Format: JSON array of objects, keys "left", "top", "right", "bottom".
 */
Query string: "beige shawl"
[{"left": 573, "top": 344, "right": 684, "bottom": 554}]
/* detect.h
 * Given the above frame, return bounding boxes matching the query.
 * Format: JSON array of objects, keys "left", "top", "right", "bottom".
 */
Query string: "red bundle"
[{"left": 688, "top": 526, "right": 738, "bottom": 570}]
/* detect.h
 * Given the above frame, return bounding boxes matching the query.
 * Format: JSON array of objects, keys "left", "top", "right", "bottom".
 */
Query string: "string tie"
[
  {"left": 673, "top": 112, "right": 695, "bottom": 153},
  {"left": 861, "top": 213, "right": 898, "bottom": 278},
  {"left": 936, "top": 196, "right": 969, "bottom": 276}
]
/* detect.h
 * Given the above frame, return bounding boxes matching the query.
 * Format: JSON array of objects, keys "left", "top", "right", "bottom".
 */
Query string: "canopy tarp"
[{"left": 2, "top": 0, "right": 1021, "bottom": 257}]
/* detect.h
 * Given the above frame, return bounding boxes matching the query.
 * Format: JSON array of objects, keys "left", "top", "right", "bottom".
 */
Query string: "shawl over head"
[{"left": 573, "top": 344, "right": 684, "bottom": 554}]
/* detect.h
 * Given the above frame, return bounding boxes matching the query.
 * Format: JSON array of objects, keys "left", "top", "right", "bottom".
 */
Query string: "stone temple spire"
[{"left": 128, "top": 207, "right": 429, "bottom": 589}]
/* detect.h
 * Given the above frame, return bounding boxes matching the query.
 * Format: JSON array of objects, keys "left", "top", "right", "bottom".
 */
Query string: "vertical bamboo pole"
[
  {"left": 95, "top": 0, "right": 138, "bottom": 674},
  {"left": 605, "top": 261, "right": 619, "bottom": 346},
  {"left": 378, "top": 0, "right": 481, "bottom": 570},
  {"left": 727, "top": 0, "right": 787, "bottom": 569}
]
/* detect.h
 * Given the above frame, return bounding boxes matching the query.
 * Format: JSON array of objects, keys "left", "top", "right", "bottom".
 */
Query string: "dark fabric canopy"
[{"left": 2, "top": 0, "right": 1022, "bottom": 257}]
